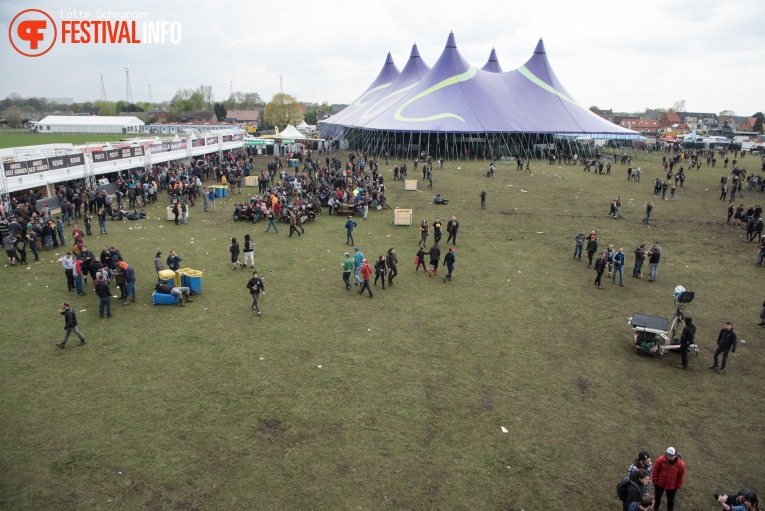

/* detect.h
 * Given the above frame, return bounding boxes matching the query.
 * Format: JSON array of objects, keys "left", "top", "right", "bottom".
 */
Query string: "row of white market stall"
[
  {"left": 244, "top": 124, "right": 331, "bottom": 156},
  {"left": 0, "top": 130, "right": 245, "bottom": 200}
]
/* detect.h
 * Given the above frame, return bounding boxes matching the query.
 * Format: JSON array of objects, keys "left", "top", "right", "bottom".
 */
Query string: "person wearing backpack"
[
  {"left": 652, "top": 447, "right": 685, "bottom": 511},
  {"left": 619, "top": 468, "right": 650, "bottom": 511},
  {"left": 242, "top": 234, "right": 255, "bottom": 269}
]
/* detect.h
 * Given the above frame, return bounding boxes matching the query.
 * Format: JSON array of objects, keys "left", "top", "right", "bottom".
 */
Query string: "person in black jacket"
[
  {"left": 55, "top": 302, "right": 85, "bottom": 348},
  {"left": 427, "top": 242, "right": 441, "bottom": 276},
  {"left": 677, "top": 317, "right": 696, "bottom": 369},
  {"left": 374, "top": 255, "right": 387, "bottom": 289},
  {"left": 624, "top": 469, "right": 650, "bottom": 511},
  {"left": 95, "top": 274, "right": 113, "bottom": 318},
  {"left": 166, "top": 250, "right": 182, "bottom": 272},
  {"left": 710, "top": 322, "right": 737, "bottom": 373},
  {"left": 246, "top": 272, "right": 265, "bottom": 315},
  {"left": 229, "top": 237, "right": 242, "bottom": 270},
  {"left": 593, "top": 251, "right": 607, "bottom": 288},
  {"left": 155, "top": 282, "right": 193, "bottom": 306}
]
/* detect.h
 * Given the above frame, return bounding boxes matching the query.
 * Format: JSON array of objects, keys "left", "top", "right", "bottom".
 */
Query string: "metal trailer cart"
[{"left": 627, "top": 286, "right": 700, "bottom": 358}]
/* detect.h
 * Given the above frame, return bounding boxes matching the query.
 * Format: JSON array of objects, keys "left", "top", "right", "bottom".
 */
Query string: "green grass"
[
  {"left": 0, "top": 133, "right": 141, "bottom": 149},
  {"left": 1, "top": 152, "right": 764, "bottom": 510}
]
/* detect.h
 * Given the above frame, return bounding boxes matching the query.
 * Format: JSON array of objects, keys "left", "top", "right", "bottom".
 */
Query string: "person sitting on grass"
[{"left": 434, "top": 194, "right": 449, "bottom": 205}]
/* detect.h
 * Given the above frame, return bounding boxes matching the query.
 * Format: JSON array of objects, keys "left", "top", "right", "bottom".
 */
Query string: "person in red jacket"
[
  {"left": 651, "top": 447, "right": 685, "bottom": 511},
  {"left": 358, "top": 259, "right": 373, "bottom": 298}
]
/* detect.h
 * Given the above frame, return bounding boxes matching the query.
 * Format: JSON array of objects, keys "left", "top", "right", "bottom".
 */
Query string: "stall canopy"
[{"left": 279, "top": 124, "right": 306, "bottom": 139}]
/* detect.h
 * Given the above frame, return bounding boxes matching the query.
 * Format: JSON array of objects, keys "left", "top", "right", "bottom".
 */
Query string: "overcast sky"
[{"left": 1, "top": 0, "right": 763, "bottom": 116}]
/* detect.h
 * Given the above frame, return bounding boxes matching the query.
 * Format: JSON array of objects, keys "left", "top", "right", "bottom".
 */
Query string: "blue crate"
[{"left": 152, "top": 291, "right": 180, "bottom": 305}]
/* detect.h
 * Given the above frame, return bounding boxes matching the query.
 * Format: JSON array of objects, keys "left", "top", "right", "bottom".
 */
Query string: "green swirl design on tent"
[
  {"left": 517, "top": 66, "right": 582, "bottom": 108},
  {"left": 394, "top": 67, "right": 477, "bottom": 122},
  {"left": 353, "top": 83, "right": 393, "bottom": 108},
  {"left": 360, "top": 84, "right": 417, "bottom": 120}
]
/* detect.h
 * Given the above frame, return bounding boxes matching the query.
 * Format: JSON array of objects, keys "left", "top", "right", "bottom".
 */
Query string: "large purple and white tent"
[{"left": 320, "top": 33, "right": 639, "bottom": 159}]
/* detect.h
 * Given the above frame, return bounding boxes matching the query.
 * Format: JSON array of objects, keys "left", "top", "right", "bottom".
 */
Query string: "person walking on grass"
[
  {"left": 229, "top": 237, "right": 243, "bottom": 270},
  {"left": 433, "top": 217, "right": 442, "bottom": 244},
  {"left": 612, "top": 247, "right": 625, "bottom": 286},
  {"left": 358, "top": 259, "right": 373, "bottom": 298},
  {"left": 121, "top": 261, "right": 136, "bottom": 305},
  {"left": 427, "top": 242, "right": 441, "bottom": 276},
  {"left": 345, "top": 216, "right": 357, "bottom": 245},
  {"left": 386, "top": 248, "right": 398, "bottom": 287},
  {"left": 55, "top": 302, "right": 85, "bottom": 348},
  {"left": 443, "top": 247, "right": 456, "bottom": 283},
  {"left": 586, "top": 231, "right": 598, "bottom": 266},
  {"left": 481, "top": 189, "right": 487, "bottom": 209},
  {"left": 342, "top": 252, "right": 353, "bottom": 290},
  {"left": 265, "top": 209, "right": 278, "bottom": 233},
  {"left": 243, "top": 234, "right": 254, "bottom": 268},
  {"left": 246, "top": 271, "right": 265, "bottom": 315},
  {"left": 374, "top": 255, "right": 387, "bottom": 289},
  {"left": 3, "top": 231, "right": 17, "bottom": 266},
  {"left": 353, "top": 247, "right": 364, "bottom": 285},
  {"left": 710, "top": 322, "right": 737, "bottom": 374},
  {"left": 643, "top": 201, "right": 654, "bottom": 225},
  {"left": 593, "top": 251, "right": 607, "bottom": 288},
  {"left": 574, "top": 230, "right": 585, "bottom": 260},
  {"left": 446, "top": 216, "right": 459, "bottom": 245},
  {"left": 419, "top": 219, "right": 429, "bottom": 248}
]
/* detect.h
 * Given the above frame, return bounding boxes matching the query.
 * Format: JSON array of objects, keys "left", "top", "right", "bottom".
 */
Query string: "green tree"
[
  {"left": 135, "top": 101, "right": 153, "bottom": 112},
  {"left": 264, "top": 93, "right": 302, "bottom": 129},
  {"left": 753, "top": 112, "right": 764, "bottom": 133},
  {"left": 93, "top": 100, "right": 117, "bottom": 116},
  {"left": 213, "top": 102, "right": 226, "bottom": 121},
  {"left": 719, "top": 109, "right": 736, "bottom": 116}
]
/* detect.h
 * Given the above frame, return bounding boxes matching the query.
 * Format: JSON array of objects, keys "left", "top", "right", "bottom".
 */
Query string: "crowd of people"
[
  {"left": 618, "top": 446, "right": 759, "bottom": 511},
  {"left": 4, "top": 142, "right": 763, "bottom": 509}
]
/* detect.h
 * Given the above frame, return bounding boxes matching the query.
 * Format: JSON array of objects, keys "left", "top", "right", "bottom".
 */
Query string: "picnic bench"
[{"left": 334, "top": 203, "right": 356, "bottom": 216}]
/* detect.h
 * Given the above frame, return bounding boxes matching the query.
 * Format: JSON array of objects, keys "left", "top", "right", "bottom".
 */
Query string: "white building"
[{"left": 36, "top": 115, "right": 145, "bottom": 134}]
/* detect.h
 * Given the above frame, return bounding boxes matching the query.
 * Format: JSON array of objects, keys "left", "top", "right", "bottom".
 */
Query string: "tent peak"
[
  {"left": 384, "top": 52, "right": 395, "bottom": 64},
  {"left": 534, "top": 38, "right": 546, "bottom": 54},
  {"left": 410, "top": 44, "right": 421, "bottom": 58},
  {"left": 445, "top": 32, "right": 457, "bottom": 48}
]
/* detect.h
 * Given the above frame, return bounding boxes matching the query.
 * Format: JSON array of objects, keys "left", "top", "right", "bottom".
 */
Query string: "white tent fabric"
[{"left": 279, "top": 125, "right": 305, "bottom": 139}]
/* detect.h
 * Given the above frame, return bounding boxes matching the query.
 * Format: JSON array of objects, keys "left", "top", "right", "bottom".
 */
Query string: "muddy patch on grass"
[
  {"left": 257, "top": 418, "right": 287, "bottom": 437},
  {"left": 575, "top": 375, "right": 591, "bottom": 397},
  {"left": 481, "top": 390, "right": 494, "bottom": 412}
]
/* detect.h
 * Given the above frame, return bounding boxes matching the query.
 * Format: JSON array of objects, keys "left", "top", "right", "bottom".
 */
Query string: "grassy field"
[
  {"left": 0, "top": 133, "right": 141, "bottom": 150},
  {"left": 1, "top": 151, "right": 764, "bottom": 510}
]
